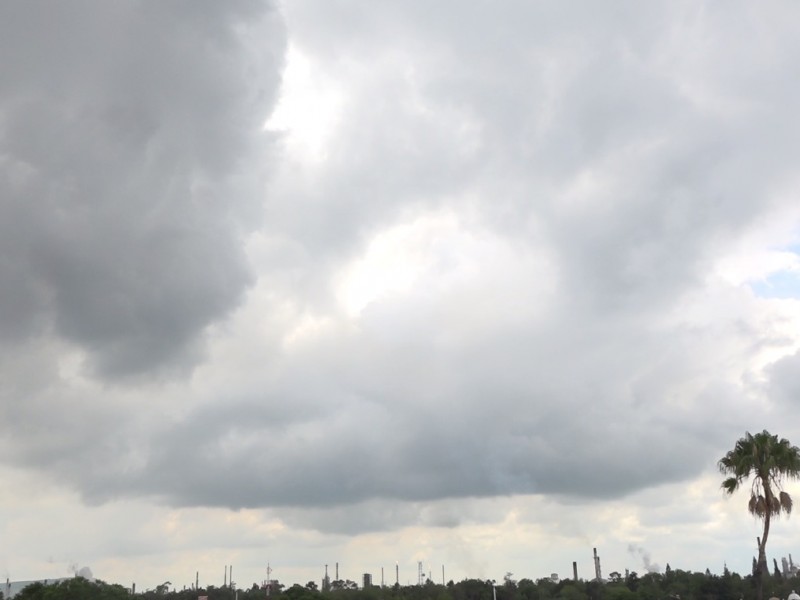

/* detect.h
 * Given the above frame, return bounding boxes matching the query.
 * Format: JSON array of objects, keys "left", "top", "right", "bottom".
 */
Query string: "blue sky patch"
[{"left": 752, "top": 269, "right": 800, "bottom": 299}]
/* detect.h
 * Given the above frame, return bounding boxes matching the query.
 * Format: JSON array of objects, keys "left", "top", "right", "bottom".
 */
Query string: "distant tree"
[
  {"left": 14, "top": 582, "right": 46, "bottom": 600},
  {"left": 603, "top": 586, "right": 636, "bottom": 600},
  {"left": 335, "top": 580, "right": 357, "bottom": 591},
  {"left": 536, "top": 577, "right": 557, "bottom": 600},
  {"left": 517, "top": 579, "right": 537, "bottom": 600},
  {"left": 719, "top": 430, "right": 800, "bottom": 600},
  {"left": 625, "top": 572, "right": 639, "bottom": 592},
  {"left": 637, "top": 573, "right": 662, "bottom": 600},
  {"left": 584, "top": 580, "right": 603, "bottom": 600},
  {"left": 15, "top": 577, "right": 128, "bottom": 600},
  {"left": 285, "top": 583, "right": 320, "bottom": 600},
  {"left": 557, "top": 583, "right": 587, "bottom": 600},
  {"left": 270, "top": 581, "right": 286, "bottom": 595}
]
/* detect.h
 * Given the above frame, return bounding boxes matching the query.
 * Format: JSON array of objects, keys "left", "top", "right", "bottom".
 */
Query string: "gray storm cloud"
[{"left": 0, "top": 1, "right": 286, "bottom": 377}]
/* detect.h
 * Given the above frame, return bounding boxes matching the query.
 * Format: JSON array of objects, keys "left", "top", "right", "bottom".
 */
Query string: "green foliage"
[
  {"left": 15, "top": 577, "right": 129, "bottom": 600},
  {"left": 557, "top": 583, "right": 587, "bottom": 600},
  {"left": 9, "top": 569, "right": 793, "bottom": 600},
  {"left": 603, "top": 585, "right": 637, "bottom": 600}
]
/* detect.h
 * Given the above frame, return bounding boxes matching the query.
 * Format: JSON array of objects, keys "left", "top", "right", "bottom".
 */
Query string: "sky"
[{"left": 3, "top": 0, "right": 800, "bottom": 593}]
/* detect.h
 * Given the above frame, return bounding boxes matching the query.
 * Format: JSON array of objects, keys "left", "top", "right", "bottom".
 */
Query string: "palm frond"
[
  {"left": 749, "top": 495, "right": 768, "bottom": 517},
  {"left": 749, "top": 495, "right": 759, "bottom": 515},
  {"left": 770, "top": 495, "right": 781, "bottom": 515},
  {"left": 722, "top": 477, "right": 740, "bottom": 494},
  {"left": 780, "top": 491, "right": 793, "bottom": 515}
]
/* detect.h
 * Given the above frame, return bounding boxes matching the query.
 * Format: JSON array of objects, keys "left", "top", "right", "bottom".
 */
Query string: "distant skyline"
[{"left": 3, "top": 0, "right": 800, "bottom": 592}]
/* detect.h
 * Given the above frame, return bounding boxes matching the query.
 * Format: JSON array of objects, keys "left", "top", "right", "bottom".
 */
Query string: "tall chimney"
[
  {"left": 593, "top": 548, "right": 602, "bottom": 582},
  {"left": 573, "top": 562, "right": 578, "bottom": 581}
]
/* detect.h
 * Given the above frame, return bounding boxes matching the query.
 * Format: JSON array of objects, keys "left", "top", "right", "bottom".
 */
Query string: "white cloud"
[
  {"left": 6, "top": 0, "right": 800, "bottom": 592},
  {"left": 265, "top": 43, "right": 345, "bottom": 163}
]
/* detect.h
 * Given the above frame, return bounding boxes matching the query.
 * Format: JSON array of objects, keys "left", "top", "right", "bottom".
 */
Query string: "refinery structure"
[{"left": 8, "top": 548, "right": 800, "bottom": 598}]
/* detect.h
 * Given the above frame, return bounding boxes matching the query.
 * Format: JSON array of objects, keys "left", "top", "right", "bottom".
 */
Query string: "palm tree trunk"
[
  {"left": 758, "top": 481, "right": 774, "bottom": 600},
  {"left": 761, "top": 513, "right": 770, "bottom": 572}
]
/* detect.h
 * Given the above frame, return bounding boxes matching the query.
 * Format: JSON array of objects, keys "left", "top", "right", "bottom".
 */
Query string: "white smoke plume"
[
  {"left": 69, "top": 564, "right": 94, "bottom": 581},
  {"left": 627, "top": 544, "right": 661, "bottom": 574}
]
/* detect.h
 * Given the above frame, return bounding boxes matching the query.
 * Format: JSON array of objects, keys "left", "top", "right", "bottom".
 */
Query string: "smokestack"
[
  {"left": 396, "top": 563, "right": 399, "bottom": 586},
  {"left": 196, "top": 572, "right": 199, "bottom": 590},
  {"left": 132, "top": 583, "right": 136, "bottom": 595},
  {"left": 593, "top": 548, "right": 602, "bottom": 582},
  {"left": 573, "top": 562, "right": 578, "bottom": 581},
  {"left": 336, "top": 562, "right": 339, "bottom": 580},
  {"left": 225, "top": 565, "right": 228, "bottom": 588},
  {"left": 230, "top": 566, "right": 233, "bottom": 589}
]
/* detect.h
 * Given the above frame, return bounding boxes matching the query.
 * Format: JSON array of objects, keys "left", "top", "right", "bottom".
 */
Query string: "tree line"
[{"left": 8, "top": 568, "right": 800, "bottom": 600}]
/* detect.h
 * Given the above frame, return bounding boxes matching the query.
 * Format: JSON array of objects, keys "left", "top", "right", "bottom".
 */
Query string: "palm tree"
[{"left": 719, "top": 430, "right": 800, "bottom": 600}]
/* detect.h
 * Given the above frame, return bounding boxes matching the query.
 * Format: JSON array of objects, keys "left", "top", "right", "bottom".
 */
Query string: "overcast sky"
[{"left": 4, "top": 0, "right": 800, "bottom": 592}]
